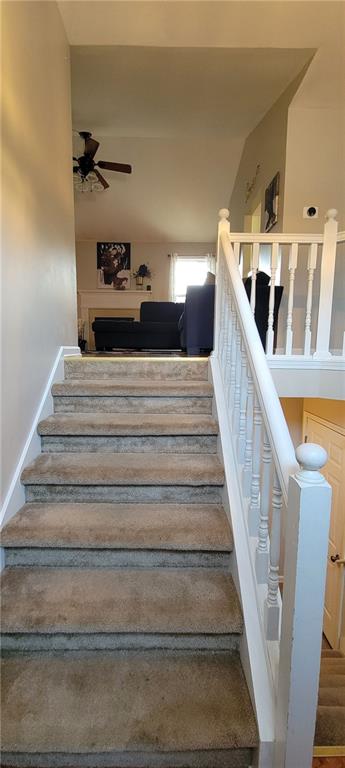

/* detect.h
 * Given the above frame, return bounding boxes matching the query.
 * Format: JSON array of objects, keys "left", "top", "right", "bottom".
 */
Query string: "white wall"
[
  {"left": 76, "top": 240, "right": 215, "bottom": 305},
  {"left": 1, "top": 2, "right": 77, "bottom": 505},
  {"left": 229, "top": 69, "right": 308, "bottom": 233}
]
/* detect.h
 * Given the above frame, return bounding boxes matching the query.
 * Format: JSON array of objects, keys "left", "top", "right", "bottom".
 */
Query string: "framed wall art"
[
  {"left": 264, "top": 172, "right": 280, "bottom": 232},
  {"left": 97, "top": 242, "right": 131, "bottom": 290}
]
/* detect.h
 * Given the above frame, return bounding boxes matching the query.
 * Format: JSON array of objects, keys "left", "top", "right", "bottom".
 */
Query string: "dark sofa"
[
  {"left": 92, "top": 302, "right": 184, "bottom": 351},
  {"left": 243, "top": 272, "right": 283, "bottom": 351},
  {"left": 179, "top": 284, "right": 215, "bottom": 356}
]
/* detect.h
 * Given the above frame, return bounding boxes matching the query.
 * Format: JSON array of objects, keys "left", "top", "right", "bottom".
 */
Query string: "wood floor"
[{"left": 313, "top": 757, "right": 345, "bottom": 767}]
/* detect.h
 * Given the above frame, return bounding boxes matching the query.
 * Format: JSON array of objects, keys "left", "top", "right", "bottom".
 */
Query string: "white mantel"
[{"left": 78, "top": 289, "right": 153, "bottom": 348}]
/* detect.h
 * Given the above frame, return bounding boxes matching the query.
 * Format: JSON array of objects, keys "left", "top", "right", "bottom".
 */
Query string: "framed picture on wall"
[
  {"left": 97, "top": 242, "right": 131, "bottom": 290},
  {"left": 264, "top": 172, "right": 280, "bottom": 232}
]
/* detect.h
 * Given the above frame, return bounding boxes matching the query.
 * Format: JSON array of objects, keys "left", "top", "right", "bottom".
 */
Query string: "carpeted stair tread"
[
  {"left": 318, "top": 687, "right": 345, "bottom": 706},
  {"left": 52, "top": 378, "right": 213, "bottom": 397},
  {"left": 1, "top": 567, "right": 243, "bottom": 635},
  {"left": 315, "top": 705, "right": 345, "bottom": 746},
  {"left": 21, "top": 452, "right": 225, "bottom": 486},
  {"left": 0, "top": 502, "right": 232, "bottom": 551},
  {"left": 38, "top": 413, "right": 218, "bottom": 436},
  {"left": 1, "top": 651, "right": 258, "bottom": 755},
  {"left": 65, "top": 356, "right": 209, "bottom": 381}
]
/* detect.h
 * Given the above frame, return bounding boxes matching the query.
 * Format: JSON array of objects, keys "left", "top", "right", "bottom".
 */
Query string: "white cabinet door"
[{"left": 304, "top": 413, "right": 345, "bottom": 649}]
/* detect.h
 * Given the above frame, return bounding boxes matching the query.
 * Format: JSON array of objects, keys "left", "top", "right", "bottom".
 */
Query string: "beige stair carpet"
[{"left": 315, "top": 650, "right": 345, "bottom": 746}]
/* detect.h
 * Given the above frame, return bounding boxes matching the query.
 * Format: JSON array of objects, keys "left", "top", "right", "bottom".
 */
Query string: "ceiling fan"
[{"left": 73, "top": 131, "right": 132, "bottom": 191}]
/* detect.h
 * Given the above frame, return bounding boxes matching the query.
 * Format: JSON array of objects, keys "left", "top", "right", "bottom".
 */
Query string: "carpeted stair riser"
[
  {"left": 4, "top": 547, "right": 231, "bottom": 569},
  {"left": 25, "top": 485, "right": 222, "bottom": 503},
  {"left": 51, "top": 379, "right": 213, "bottom": 415},
  {"left": 53, "top": 395, "right": 213, "bottom": 414},
  {"left": 37, "top": 414, "right": 218, "bottom": 453},
  {"left": 40, "top": 435, "right": 217, "bottom": 453},
  {"left": 1, "top": 651, "right": 257, "bottom": 768},
  {"left": 64, "top": 358, "right": 209, "bottom": 381},
  {"left": 1, "top": 749, "right": 254, "bottom": 768}
]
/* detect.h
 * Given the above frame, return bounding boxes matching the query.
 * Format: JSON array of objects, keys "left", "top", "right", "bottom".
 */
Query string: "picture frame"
[
  {"left": 97, "top": 242, "right": 131, "bottom": 290},
  {"left": 264, "top": 172, "right": 280, "bottom": 232}
]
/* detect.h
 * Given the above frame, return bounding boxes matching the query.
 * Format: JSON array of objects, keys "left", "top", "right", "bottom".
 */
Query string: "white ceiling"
[
  {"left": 71, "top": 46, "right": 313, "bottom": 139},
  {"left": 64, "top": 1, "right": 327, "bottom": 242}
]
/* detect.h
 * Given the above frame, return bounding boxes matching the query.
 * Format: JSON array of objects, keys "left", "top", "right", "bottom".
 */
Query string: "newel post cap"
[
  {"left": 218, "top": 208, "right": 230, "bottom": 233},
  {"left": 295, "top": 443, "right": 328, "bottom": 484},
  {"left": 326, "top": 208, "right": 338, "bottom": 221}
]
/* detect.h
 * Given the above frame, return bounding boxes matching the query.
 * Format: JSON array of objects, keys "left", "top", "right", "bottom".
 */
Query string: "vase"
[{"left": 136, "top": 276, "right": 143, "bottom": 287}]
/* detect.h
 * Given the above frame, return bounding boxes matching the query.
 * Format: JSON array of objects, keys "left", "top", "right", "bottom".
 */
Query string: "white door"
[{"left": 304, "top": 412, "right": 345, "bottom": 648}]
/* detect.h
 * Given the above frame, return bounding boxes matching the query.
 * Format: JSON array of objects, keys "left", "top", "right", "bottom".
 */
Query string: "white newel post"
[
  {"left": 274, "top": 443, "right": 331, "bottom": 768},
  {"left": 215, "top": 209, "right": 231, "bottom": 357},
  {"left": 314, "top": 209, "right": 338, "bottom": 359}
]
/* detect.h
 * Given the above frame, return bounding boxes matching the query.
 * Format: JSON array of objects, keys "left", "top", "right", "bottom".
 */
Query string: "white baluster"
[
  {"left": 285, "top": 243, "right": 298, "bottom": 355},
  {"left": 314, "top": 209, "right": 338, "bottom": 359},
  {"left": 248, "top": 394, "right": 262, "bottom": 536},
  {"left": 233, "top": 241, "right": 240, "bottom": 266},
  {"left": 264, "top": 468, "right": 282, "bottom": 640},
  {"left": 304, "top": 242, "right": 318, "bottom": 356},
  {"left": 237, "top": 340, "right": 248, "bottom": 463},
  {"left": 229, "top": 303, "right": 238, "bottom": 411},
  {"left": 232, "top": 319, "right": 241, "bottom": 434},
  {"left": 250, "top": 242, "right": 260, "bottom": 314},
  {"left": 223, "top": 278, "right": 232, "bottom": 396},
  {"left": 255, "top": 427, "right": 271, "bottom": 583},
  {"left": 243, "top": 366, "right": 254, "bottom": 497},
  {"left": 266, "top": 242, "right": 279, "bottom": 355},
  {"left": 220, "top": 273, "right": 230, "bottom": 379}
]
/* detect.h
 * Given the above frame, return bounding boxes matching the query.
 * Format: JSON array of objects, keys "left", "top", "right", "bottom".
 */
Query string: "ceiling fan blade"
[
  {"left": 94, "top": 169, "right": 109, "bottom": 190},
  {"left": 84, "top": 137, "right": 99, "bottom": 158},
  {"left": 97, "top": 160, "right": 132, "bottom": 174}
]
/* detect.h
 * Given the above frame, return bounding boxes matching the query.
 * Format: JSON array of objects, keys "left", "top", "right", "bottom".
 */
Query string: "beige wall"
[
  {"left": 1, "top": 2, "right": 77, "bottom": 504},
  {"left": 303, "top": 399, "right": 345, "bottom": 432},
  {"left": 280, "top": 398, "right": 345, "bottom": 449},
  {"left": 280, "top": 398, "right": 304, "bottom": 448},
  {"left": 76, "top": 240, "right": 215, "bottom": 306},
  {"left": 229, "top": 70, "right": 308, "bottom": 233}
]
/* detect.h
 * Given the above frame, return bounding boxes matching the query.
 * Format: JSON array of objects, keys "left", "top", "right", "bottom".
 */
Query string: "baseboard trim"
[{"left": 0, "top": 346, "right": 80, "bottom": 546}]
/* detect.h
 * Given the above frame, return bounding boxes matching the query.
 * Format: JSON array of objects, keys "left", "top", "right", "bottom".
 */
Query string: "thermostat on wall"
[{"left": 303, "top": 206, "right": 319, "bottom": 219}]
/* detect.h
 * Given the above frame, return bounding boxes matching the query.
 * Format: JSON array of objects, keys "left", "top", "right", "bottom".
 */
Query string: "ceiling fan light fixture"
[
  {"left": 73, "top": 170, "right": 105, "bottom": 193},
  {"left": 72, "top": 130, "right": 132, "bottom": 192}
]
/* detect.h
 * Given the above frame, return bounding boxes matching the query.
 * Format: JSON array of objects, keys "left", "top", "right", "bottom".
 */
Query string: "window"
[{"left": 170, "top": 254, "right": 215, "bottom": 303}]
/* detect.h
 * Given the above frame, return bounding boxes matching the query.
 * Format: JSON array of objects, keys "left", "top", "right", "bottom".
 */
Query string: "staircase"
[
  {"left": 316, "top": 650, "right": 345, "bottom": 747},
  {"left": 1, "top": 356, "right": 258, "bottom": 768}
]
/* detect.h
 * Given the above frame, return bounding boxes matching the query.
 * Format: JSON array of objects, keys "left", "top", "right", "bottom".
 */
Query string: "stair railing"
[
  {"left": 227, "top": 208, "right": 343, "bottom": 360},
  {"left": 211, "top": 208, "right": 332, "bottom": 768}
]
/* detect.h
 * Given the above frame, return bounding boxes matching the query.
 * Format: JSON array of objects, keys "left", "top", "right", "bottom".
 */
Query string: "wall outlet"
[{"left": 303, "top": 206, "right": 319, "bottom": 219}]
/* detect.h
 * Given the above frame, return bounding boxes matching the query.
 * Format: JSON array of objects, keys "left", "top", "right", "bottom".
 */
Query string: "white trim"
[
  {"left": 210, "top": 355, "right": 276, "bottom": 758},
  {"left": 303, "top": 411, "right": 345, "bottom": 438},
  {"left": 0, "top": 346, "right": 80, "bottom": 538},
  {"left": 268, "top": 356, "right": 345, "bottom": 371},
  {"left": 229, "top": 232, "right": 323, "bottom": 245}
]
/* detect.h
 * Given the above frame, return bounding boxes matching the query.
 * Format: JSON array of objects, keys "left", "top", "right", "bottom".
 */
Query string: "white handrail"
[
  {"left": 228, "top": 232, "right": 323, "bottom": 244},
  {"left": 219, "top": 222, "right": 297, "bottom": 498}
]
